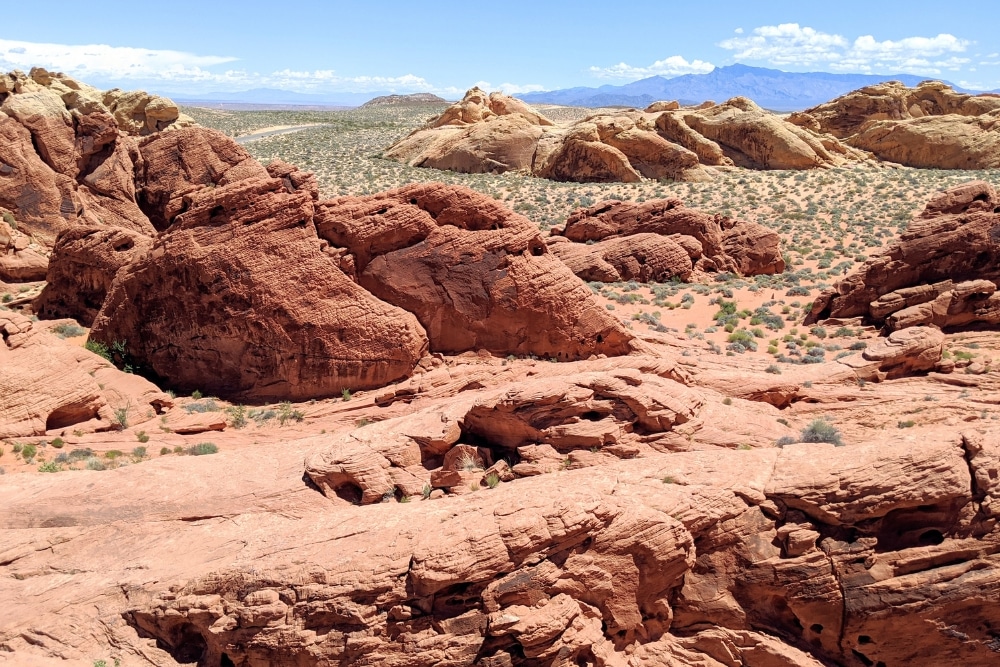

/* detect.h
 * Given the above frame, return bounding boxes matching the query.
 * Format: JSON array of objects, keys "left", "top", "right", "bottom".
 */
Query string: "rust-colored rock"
[
  {"left": 91, "top": 168, "right": 429, "bottom": 401},
  {"left": 0, "top": 310, "right": 171, "bottom": 438},
  {"left": 551, "top": 197, "right": 784, "bottom": 279},
  {"left": 0, "top": 69, "right": 187, "bottom": 245},
  {"left": 807, "top": 181, "right": 1000, "bottom": 329},
  {"left": 315, "top": 182, "right": 633, "bottom": 359},
  {"left": 33, "top": 225, "right": 154, "bottom": 325}
]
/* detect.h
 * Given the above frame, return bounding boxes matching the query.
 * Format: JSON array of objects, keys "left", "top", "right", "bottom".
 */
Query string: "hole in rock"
[
  {"left": 918, "top": 529, "right": 945, "bottom": 546},
  {"left": 376, "top": 207, "right": 387, "bottom": 215},
  {"left": 334, "top": 482, "right": 363, "bottom": 504},
  {"left": 530, "top": 244, "right": 544, "bottom": 256},
  {"left": 858, "top": 635, "right": 873, "bottom": 644},
  {"left": 973, "top": 193, "right": 989, "bottom": 203},
  {"left": 994, "top": 207, "right": 1000, "bottom": 214},
  {"left": 113, "top": 239, "right": 134, "bottom": 252},
  {"left": 168, "top": 629, "right": 207, "bottom": 664},
  {"left": 811, "top": 624, "right": 824, "bottom": 634},
  {"left": 221, "top": 654, "right": 236, "bottom": 667},
  {"left": 46, "top": 405, "right": 97, "bottom": 432},
  {"left": 596, "top": 334, "right": 604, "bottom": 343},
  {"left": 409, "top": 198, "right": 418, "bottom": 205},
  {"left": 580, "top": 411, "right": 606, "bottom": 422}
]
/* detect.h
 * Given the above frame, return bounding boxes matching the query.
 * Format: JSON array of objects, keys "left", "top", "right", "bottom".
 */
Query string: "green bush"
[
  {"left": 800, "top": 419, "right": 842, "bottom": 446},
  {"left": 135, "top": 431, "right": 149, "bottom": 443},
  {"left": 50, "top": 437, "right": 65, "bottom": 448},
  {"left": 85, "top": 340, "right": 112, "bottom": 362},
  {"left": 188, "top": 442, "right": 218, "bottom": 456},
  {"left": 21, "top": 443, "right": 37, "bottom": 460},
  {"left": 52, "top": 323, "right": 86, "bottom": 339}
]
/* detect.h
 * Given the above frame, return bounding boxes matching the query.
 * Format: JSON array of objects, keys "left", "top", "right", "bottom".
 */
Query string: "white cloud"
[
  {"left": 589, "top": 55, "right": 715, "bottom": 80},
  {"left": 717, "top": 24, "right": 974, "bottom": 76},
  {"left": 734, "top": 28, "right": 744, "bottom": 35},
  {"left": 718, "top": 24, "right": 846, "bottom": 65},
  {"left": 0, "top": 37, "right": 237, "bottom": 81},
  {"left": 0, "top": 38, "right": 470, "bottom": 95}
]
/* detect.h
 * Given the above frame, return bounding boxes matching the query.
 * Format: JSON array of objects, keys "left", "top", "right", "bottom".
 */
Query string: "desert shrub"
[
  {"left": 52, "top": 323, "right": 86, "bottom": 339},
  {"left": 775, "top": 436, "right": 797, "bottom": 447},
  {"left": 191, "top": 390, "right": 203, "bottom": 399},
  {"left": 38, "top": 461, "right": 60, "bottom": 473},
  {"left": 485, "top": 472, "right": 501, "bottom": 489},
  {"left": 21, "top": 443, "right": 37, "bottom": 460},
  {"left": 226, "top": 405, "right": 248, "bottom": 429},
  {"left": 188, "top": 442, "right": 218, "bottom": 456},
  {"left": 50, "top": 437, "right": 65, "bottom": 448},
  {"left": 278, "top": 402, "right": 305, "bottom": 425},
  {"left": 785, "top": 286, "right": 811, "bottom": 297},
  {"left": 800, "top": 419, "right": 842, "bottom": 446},
  {"left": 184, "top": 398, "right": 219, "bottom": 413},
  {"left": 160, "top": 447, "right": 171, "bottom": 455},
  {"left": 113, "top": 406, "right": 129, "bottom": 429},
  {"left": 135, "top": 431, "right": 149, "bottom": 443},
  {"left": 69, "top": 448, "right": 93, "bottom": 460},
  {"left": 342, "top": 388, "right": 352, "bottom": 401},
  {"left": 86, "top": 457, "right": 106, "bottom": 471},
  {"left": 85, "top": 340, "right": 112, "bottom": 362},
  {"left": 765, "top": 364, "right": 781, "bottom": 374},
  {"left": 132, "top": 446, "right": 147, "bottom": 461}
]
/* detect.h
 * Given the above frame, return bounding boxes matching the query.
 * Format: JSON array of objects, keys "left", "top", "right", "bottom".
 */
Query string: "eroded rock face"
[
  {"left": 315, "top": 182, "right": 633, "bottom": 359},
  {"left": 90, "top": 171, "right": 429, "bottom": 401},
  {"left": 795, "top": 81, "right": 1000, "bottom": 169},
  {"left": 549, "top": 197, "right": 785, "bottom": 280},
  {"left": 33, "top": 225, "right": 154, "bottom": 325},
  {"left": 807, "top": 181, "right": 1000, "bottom": 330},
  {"left": 123, "top": 423, "right": 1000, "bottom": 667},
  {"left": 0, "top": 310, "right": 171, "bottom": 437},
  {"left": 0, "top": 69, "right": 190, "bottom": 245},
  {"left": 386, "top": 88, "right": 865, "bottom": 184}
]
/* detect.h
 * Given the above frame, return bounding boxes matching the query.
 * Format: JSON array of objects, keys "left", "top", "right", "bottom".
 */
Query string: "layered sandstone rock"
[
  {"left": 549, "top": 197, "right": 785, "bottom": 280},
  {"left": 807, "top": 181, "right": 1000, "bottom": 330},
  {"left": 315, "top": 182, "right": 634, "bottom": 359},
  {"left": 0, "top": 68, "right": 190, "bottom": 245},
  {"left": 386, "top": 88, "right": 865, "bottom": 183},
  {"left": 0, "top": 310, "right": 171, "bottom": 438},
  {"left": 0, "top": 214, "right": 48, "bottom": 281},
  {"left": 794, "top": 81, "right": 1000, "bottom": 169},
  {"left": 90, "top": 168, "right": 430, "bottom": 401},
  {"left": 304, "top": 366, "right": 790, "bottom": 504},
  {"left": 33, "top": 225, "right": 154, "bottom": 325}
]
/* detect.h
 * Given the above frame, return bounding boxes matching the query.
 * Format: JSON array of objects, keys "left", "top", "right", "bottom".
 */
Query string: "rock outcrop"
[
  {"left": 794, "top": 81, "right": 1000, "bottom": 169},
  {"left": 0, "top": 212, "right": 48, "bottom": 281},
  {"left": 0, "top": 310, "right": 171, "bottom": 438},
  {"left": 807, "top": 181, "right": 1000, "bottom": 330},
  {"left": 549, "top": 197, "right": 785, "bottom": 280},
  {"left": 33, "top": 225, "right": 154, "bottom": 325},
  {"left": 315, "top": 182, "right": 633, "bottom": 359},
  {"left": 304, "top": 365, "right": 788, "bottom": 504},
  {"left": 90, "top": 158, "right": 430, "bottom": 401},
  {"left": 0, "top": 68, "right": 191, "bottom": 245},
  {"left": 385, "top": 88, "right": 867, "bottom": 183}
]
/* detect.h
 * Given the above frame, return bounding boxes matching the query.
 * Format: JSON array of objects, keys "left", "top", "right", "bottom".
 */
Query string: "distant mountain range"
[{"left": 519, "top": 64, "right": 982, "bottom": 112}]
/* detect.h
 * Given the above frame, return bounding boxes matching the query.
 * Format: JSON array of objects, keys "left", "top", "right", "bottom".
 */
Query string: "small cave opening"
[
  {"left": 167, "top": 629, "right": 208, "bottom": 664},
  {"left": 851, "top": 649, "right": 875, "bottom": 667},
  {"left": 580, "top": 411, "right": 606, "bottom": 422},
  {"left": 810, "top": 624, "right": 824, "bottom": 634},
  {"left": 221, "top": 654, "right": 236, "bottom": 667},
  {"left": 334, "top": 482, "right": 363, "bottom": 504},
  {"left": 858, "top": 635, "right": 873, "bottom": 644},
  {"left": 973, "top": 193, "right": 989, "bottom": 203},
  {"left": 46, "top": 405, "right": 97, "bottom": 432},
  {"left": 918, "top": 529, "right": 945, "bottom": 546},
  {"left": 113, "top": 239, "right": 135, "bottom": 252}
]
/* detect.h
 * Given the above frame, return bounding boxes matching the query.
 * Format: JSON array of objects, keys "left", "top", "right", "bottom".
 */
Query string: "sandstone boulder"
[
  {"left": 386, "top": 88, "right": 864, "bottom": 183},
  {"left": 91, "top": 168, "right": 429, "bottom": 401},
  {"left": 807, "top": 181, "right": 1000, "bottom": 330},
  {"left": 797, "top": 80, "right": 1000, "bottom": 169},
  {"left": 0, "top": 69, "right": 185, "bottom": 245},
  {"left": 550, "top": 197, "right": 784, "bottom": 280},
  {"left": 315, "top": 182, "right": 633, "bottom": 359}
]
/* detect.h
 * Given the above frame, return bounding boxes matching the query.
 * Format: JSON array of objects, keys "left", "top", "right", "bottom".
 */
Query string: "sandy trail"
[{"left": 235, "top": 123, "right": 326, "bottom": 143}]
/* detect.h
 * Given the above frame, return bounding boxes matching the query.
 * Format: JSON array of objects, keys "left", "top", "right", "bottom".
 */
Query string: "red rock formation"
[
  {"left": 90, "top": 169, "right": 429, "bottom": 401},
  {"left": 807, "top": 181, "right": 1000, "bottom": 329},
  {"left": 0, "top": 69, "right": 187, "bottom": 245},
  {"left": 33, "top": 226, "right": 153, "bottom": 325},
  {"left": 315, "top": 182, "right": 634, "bottom": 359},
  {"left": 0, "top": 310, "right": 171, "bottom": 437},
  {"left": 550, "top": 197, "right": 785, "bottom": 280}
]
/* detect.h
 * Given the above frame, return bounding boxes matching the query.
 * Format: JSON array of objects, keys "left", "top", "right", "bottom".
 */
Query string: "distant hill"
[
  {"left": 361, "top": 93, "right": 449, "bottom": 108},
  {"left": 519, "top": 64, "right": 972, "bottom": 112}
]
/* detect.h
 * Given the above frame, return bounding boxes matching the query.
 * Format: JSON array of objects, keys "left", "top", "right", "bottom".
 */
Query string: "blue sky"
[{"left": 2, "top": 0, "right": 998, "bottom": 95}]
